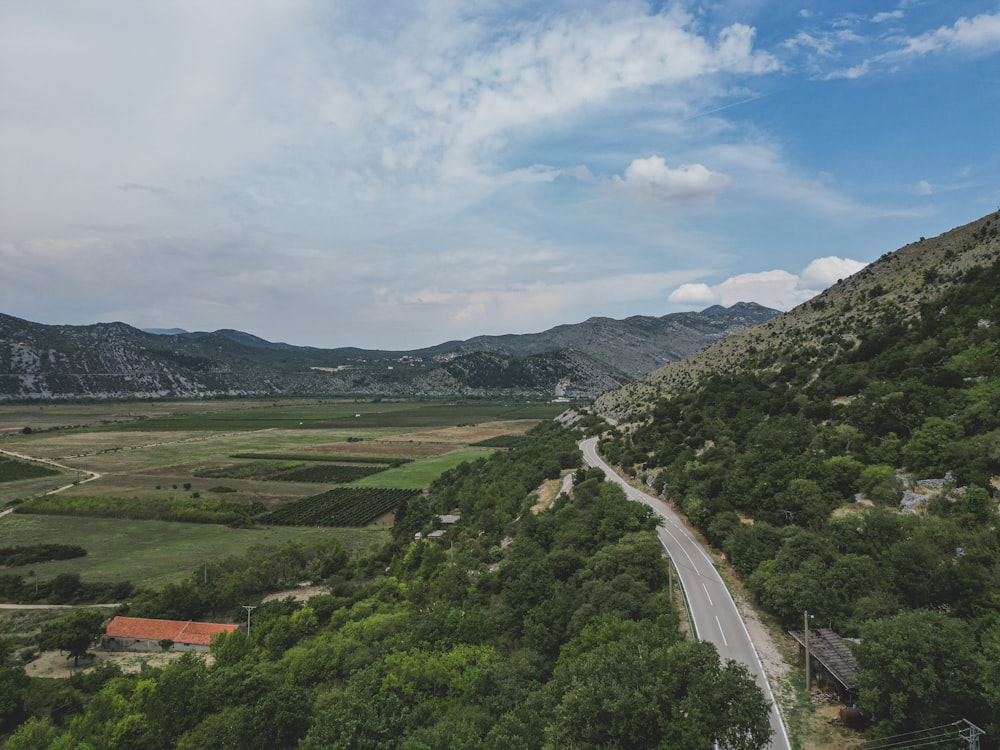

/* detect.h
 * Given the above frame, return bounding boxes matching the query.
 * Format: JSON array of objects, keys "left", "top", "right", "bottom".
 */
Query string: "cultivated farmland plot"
[
  {"left": 0, "top": 456, "right": 60, "bottom": 482},
  {"left": 258, "top": 487, "right": 418, "bottom": 527},
  {"left": 0, "top": 398, "right": 559, "bottom": 587},
  {"left": 194, "top": 460, "right": 388, "bottom": 483}
]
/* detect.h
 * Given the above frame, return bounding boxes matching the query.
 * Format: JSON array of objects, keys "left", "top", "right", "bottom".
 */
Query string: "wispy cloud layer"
[{"left": 0, "top": 1, "right": 997, "bottom": 347}]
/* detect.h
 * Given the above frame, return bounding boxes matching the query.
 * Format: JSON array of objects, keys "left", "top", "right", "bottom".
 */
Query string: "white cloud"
[
  {"left": 825, "top": 60, "right": 872, "bottom": 80},
  {"left": 798, "top": 256, "right": 868, "bottom": 289},
  {"left": 712, "top": 269, "right": 805, "bottom": 308},
  {"left": 668, "top": 256, "right": 868, "bottom": 311},
  {"left": 901, "top": 12, "right": 1000, "bottom": 55},
  {"left": 614, "top": 156, "right": 731, "bottom": 205},
  {"left": 910, "top": 177, "right": 976, "bottom": 197},
  {"left": 294, "top": 4, "right": 780, "bottom": 190},
  {"left": 0, "top": 1, "right": 781, "bottom": 237},
  {"left": 784, "top": 28, "right": 861, "bottom": 58},
  {"left": 667, "top": 283, "right": 718, "bottom": 306},
  {"left": 872, "top": 11, "right": 904, "bottom": 24},
  {"left": 1, "top": 0, "right": 984, "bottom": 350},
  {"left": 823, "top": 10, "right": 1000, "bottom": 78}
]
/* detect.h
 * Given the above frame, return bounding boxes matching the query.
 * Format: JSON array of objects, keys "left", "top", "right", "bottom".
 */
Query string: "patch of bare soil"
[
  {"left": 804, "top": 701, "right": 869, "bottom": 750},
  {"left": 262, "top": 584, "right": 328, "bottom": 604},
  {"left": 530, "top": 475, "right": 567, "bottom": 514},
  {"left": 25, "top": 648, "right": 200, "bottom": 678}
]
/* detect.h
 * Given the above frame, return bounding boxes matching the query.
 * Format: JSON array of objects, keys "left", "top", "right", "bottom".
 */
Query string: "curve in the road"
[{"left": 580, "top": 437, "right": 791, "bottom": 750}]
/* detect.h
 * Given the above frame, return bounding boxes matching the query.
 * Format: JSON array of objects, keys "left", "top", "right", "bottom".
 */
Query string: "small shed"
[
  {"left": 788, "top": 627, "right": 859, "bottom": 702},
  {"left": 102, "top": 616, "right": 239, "bottom": 654}
]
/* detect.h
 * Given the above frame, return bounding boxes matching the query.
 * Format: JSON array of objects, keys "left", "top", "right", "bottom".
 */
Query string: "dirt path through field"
[{"left": 0, "top": 448, "right": 102, "bottom": 493}]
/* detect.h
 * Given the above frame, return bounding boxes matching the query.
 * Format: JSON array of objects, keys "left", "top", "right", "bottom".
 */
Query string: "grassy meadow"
[
  {"left": 0, "top": 398, "right": 565, "bottom": 592},
  {"left": 0, "top": 515, "right": 380, "bottom": 588}
]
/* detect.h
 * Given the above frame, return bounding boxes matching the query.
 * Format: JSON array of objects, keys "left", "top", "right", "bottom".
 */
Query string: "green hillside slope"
[{"left": 595, "top": 211, "right": 1000, "bottom": 742}]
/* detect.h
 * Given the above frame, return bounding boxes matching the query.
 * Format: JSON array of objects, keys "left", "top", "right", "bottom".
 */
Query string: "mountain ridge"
[
  {"left": 596, "top": 210, "right": 1000, "bottom": 419},
  {"left": 0, "top": 303, "right": 778, "bottom": 401}
]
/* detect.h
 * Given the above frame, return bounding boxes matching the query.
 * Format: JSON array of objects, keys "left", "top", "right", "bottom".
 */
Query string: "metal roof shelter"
[{"left": 788, "top": 627, "right": 858, "bottom": 697}]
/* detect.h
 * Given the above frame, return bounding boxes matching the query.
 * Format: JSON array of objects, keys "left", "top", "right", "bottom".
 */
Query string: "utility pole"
[
  {"left": 959, "top": 719, "right": 985, "bottom": 750},
  {"left": 804, "top": 610, "right": 812, "bottom": 692},
  {"left": 242, "top": 605, "right": 257, "bottom": 636}
]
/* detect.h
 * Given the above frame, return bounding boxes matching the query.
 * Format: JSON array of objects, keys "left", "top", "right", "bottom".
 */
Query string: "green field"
[
  {"left": 351, "top": 447, "right": 494, "bottom": 489},
  {"left": 0, "top": 515, "right": 386, "bottom": 588},
  {"left": 0, "top": 456, "right": 60, "bottom": 482},
  {"left": 0, "top": 472, "right": 74, "bottom": 507},
  {"left": 89, "top": 400, "right": 566, "bottom": 431}
]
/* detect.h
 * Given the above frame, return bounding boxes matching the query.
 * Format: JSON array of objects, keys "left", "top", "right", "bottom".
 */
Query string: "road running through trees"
[{"left": 580, "top": 437, "right": 791, "bottom": 750}]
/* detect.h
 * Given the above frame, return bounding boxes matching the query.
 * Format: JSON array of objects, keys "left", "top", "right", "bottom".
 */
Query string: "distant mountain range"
[{"left": 0, "top": 303, "right": 778, "bottom": 401}]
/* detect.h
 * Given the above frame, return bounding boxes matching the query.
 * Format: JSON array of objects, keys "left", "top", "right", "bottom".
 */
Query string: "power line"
[
  {"left": 863, "top": 723, "right": 959, "bottom": 749},
  {"left": 863, "top": 720, "right": 984, "bottom": 750}
]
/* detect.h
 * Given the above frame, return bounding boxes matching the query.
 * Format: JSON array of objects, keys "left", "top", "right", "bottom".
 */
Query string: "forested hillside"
[
  {"left": 598, "top": 213, "right": 1000, "bottom": 742},
  {"left": 2, "top": 422, "right": 772, "bottom": 749}
]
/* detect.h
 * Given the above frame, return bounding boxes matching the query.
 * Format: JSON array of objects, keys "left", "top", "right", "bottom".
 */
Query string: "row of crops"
[
  {"left": 230, "top": 452, "right": 412, "bottom": 466},
  {"left": 469, "top": 435, "right": 528, "bottom": 448},
  {"left": 14, "top": 490, "right": 403, "bottom": 527},
  {"left": 14, "top": 495, "right": 266, "bottom": 525},
  {"left": 193, "top": 460, "right": 387, "bottom": 483},
  {"left": 257, "top": 488, "right": 418, "bottom": 527},
  {"left": 195, "top": 454, "right": 415, "bottom": 525}
]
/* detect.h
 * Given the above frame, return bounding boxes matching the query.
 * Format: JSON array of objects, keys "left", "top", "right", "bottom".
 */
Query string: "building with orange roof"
[{"left": 102, "top": 616, "right": 240, "bottom": 653}]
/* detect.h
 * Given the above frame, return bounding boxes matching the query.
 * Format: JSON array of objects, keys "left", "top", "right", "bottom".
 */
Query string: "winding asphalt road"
[{"left": 581, "top": 437, "right": 791, "bottom": 750}]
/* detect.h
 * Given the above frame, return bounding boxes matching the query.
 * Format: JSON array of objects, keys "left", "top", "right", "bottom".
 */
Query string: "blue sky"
[{"left": 1, "top": 1, "right": 998, "bottom": 349}]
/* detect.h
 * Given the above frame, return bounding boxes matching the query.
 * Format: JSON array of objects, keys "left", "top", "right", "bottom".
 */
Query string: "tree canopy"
[{"left": 6, "top": 422, "right": 772, "bottom": 749}]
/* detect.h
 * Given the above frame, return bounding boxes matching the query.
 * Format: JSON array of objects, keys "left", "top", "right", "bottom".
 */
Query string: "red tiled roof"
[{"left": 105, "top": 616, "right": 239, "bottom": 646}]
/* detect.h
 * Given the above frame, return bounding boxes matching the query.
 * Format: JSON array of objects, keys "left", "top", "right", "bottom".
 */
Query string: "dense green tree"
[
  {"left": 857, "top": 610, "right": 981, "bottom": 737},
  {"left": 0, "top": 664, "right": 28, "bottom": 731},
  {"left": 723, "top": 522, "right": 783, "bottom": 577},
  {"left": 856, "top": 464, "right": 901, "bottom": 505},
  {"left": 3, "top": 716, "right": 63, "bottom": 749},
  {"left": 543, "top": 617, "right": 771, "bottom": 750},
  {"left": 8, "top": 416, "right": 849, "bottom": 747},
  {"left": 140, "top": 652, "right": 211, "bottom": 748},
  {"left": 49, "top": 573, "right": 83, "bottom": 604},
  {"left": 978, "top": 620, "right": 1000, "bottom": 742},
  {"left": 903, "top": 417, "right": 964, "bottom": 475},
  {"left": 37, "top": 610, "right": 104, "bottom": 667}
]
